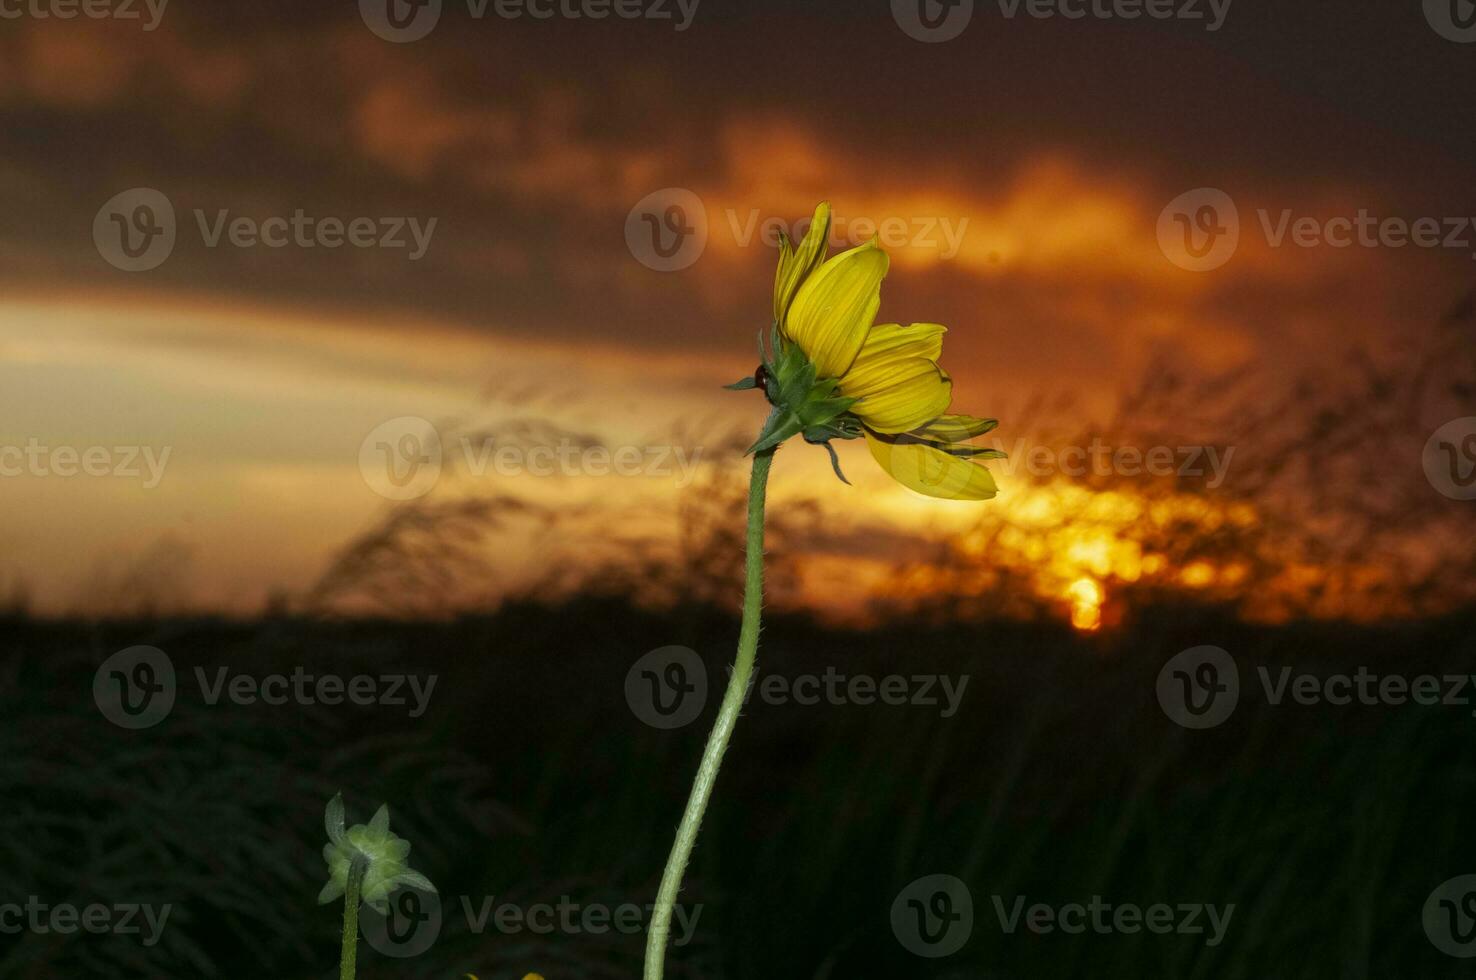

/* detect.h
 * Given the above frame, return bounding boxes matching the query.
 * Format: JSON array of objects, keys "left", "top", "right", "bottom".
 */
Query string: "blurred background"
[{"left": 1, "top": 0, "right": 1475, "bottom": 976}]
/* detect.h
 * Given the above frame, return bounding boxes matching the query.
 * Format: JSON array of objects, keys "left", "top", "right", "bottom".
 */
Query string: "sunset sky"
[{"left": 2, "top": 0, "right": 1473, "bottom": 620}]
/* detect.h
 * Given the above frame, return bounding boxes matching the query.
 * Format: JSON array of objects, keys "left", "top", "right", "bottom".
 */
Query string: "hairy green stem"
[
  {"left": 339, "top": 857, "right": 366, "bottom": 980},
  {"left": 644, "top": 447, "right": 775, "bottom": 980}
]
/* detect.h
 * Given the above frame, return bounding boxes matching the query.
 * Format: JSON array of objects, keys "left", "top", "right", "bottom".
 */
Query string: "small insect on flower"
[{"left": 728, "top": 201, "right": 1004, "bottom": 499}]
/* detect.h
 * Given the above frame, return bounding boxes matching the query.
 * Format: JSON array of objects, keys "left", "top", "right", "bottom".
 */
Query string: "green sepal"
[
  {"left": 744, "top": 340, "right": 864, "bottom": 453},
  {"left": 317, "top": 878, "right": 345, "bottom": 905},
  {"left": 886, "top": 418, "right": 1007, "bottom": 460},
  {"left": 803, "top": 418, "right": 864, "bottom": 443},
  {"left": 941, "top": 445, "right": 1007, "bottom": 460},
  {"left": 395, "top": 870, "right": 437, "bottom": 894},
  {"left": 325, "top": 792, "right": 346, "bottom": 847},
  {"left": 724, "top": 376, "right": 757, "bottom": 390},
  {"left": 748, "top": 411, "right": 806, "bottom": 455},
  {"left": 916, "top": 415, "right": 1000, "bottom": 441},
  {"left": 807, "top": 436, "right": 851, "bottom": 485}
]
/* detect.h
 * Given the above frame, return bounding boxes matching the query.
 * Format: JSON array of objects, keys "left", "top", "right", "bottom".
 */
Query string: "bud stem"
[
  {"left": 339, "top": 856, "right": 367, "bottom": 980},
  {"left": 643, "top": 443, "right": 775, "bottom": 980}
]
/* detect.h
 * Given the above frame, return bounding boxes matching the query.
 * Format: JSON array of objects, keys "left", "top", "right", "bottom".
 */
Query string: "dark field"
[{"left": 4, "top": 599, "right": 1475, "bottom": 979}]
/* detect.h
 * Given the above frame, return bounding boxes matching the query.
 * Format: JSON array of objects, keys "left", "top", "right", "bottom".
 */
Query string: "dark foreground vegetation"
[{"left": 2, "top": 598, "right": 1474, "bottom": 979}]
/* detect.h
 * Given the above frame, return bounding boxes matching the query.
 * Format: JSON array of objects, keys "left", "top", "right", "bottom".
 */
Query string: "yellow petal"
[
  {"left": 851, "top": 362, "right": 953, "bottom": 434},
  {"left": 866, "top": 431, "right": 998, "bottom": 500},
  {"left": 785, "top": 241, "right": 889, "bottom": 378},
  {"left": 771, "top": 235, "right": 794, "bottom": 321},
  {"left": 858, "top": 321, "right": 946, "bottom": 360},
  {"left": 773, "top": 202, "right": 831, "bottom": 325},
  {"left": 840, "top": 322, "right": 947, "bottom": 398}
]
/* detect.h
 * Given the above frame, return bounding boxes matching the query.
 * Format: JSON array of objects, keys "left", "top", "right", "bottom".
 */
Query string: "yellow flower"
[{"left": 770, "top": 201, "right": 1000, "bottom": 500}]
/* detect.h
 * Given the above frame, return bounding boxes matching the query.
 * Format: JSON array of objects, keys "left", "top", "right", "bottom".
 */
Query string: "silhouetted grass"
[{"left": 2, "top": 599, "right": 1474, "bottom": 978}]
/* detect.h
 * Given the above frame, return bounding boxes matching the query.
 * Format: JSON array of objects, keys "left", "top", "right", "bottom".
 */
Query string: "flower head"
[
  {"left": 732, "top": 201, "right": 1002, "bottom": 500},
  {"left": 318, "top": 793, "right": 436, "bottom": 915}
]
